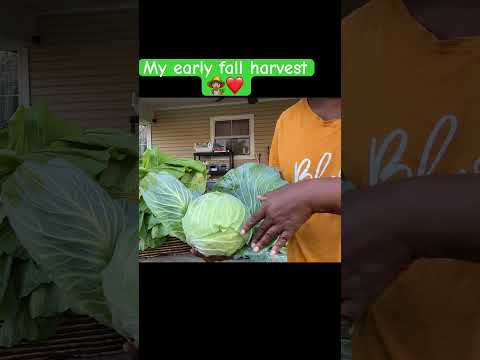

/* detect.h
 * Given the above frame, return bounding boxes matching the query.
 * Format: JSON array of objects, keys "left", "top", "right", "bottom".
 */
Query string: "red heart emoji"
[{"left": 226, "top": 77, "right": 243, "bottom": 94}]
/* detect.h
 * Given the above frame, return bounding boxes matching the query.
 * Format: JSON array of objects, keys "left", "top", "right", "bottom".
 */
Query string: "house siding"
[
  {"left": 151, "top": 99, "right": 299, "bottom": 166},
  {"left": 29, "top": 10, "right": 137, "bottom": 130}
]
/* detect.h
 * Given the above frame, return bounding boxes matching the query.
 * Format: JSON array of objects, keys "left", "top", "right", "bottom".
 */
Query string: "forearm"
[
  {"left": 343, "top": 175, "right": 480, "bottom": 262},
  {"left": 302, "top": 178, "right": 342, "bottom": 215}
]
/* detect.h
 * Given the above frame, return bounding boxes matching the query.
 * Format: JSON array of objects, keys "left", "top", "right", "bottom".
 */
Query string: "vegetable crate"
[
  {"left": 0, "top": 314, "right": 125, "bottom": 360},
  {"left": 138, "top": 237, "right": 191, "bottom": 259}
]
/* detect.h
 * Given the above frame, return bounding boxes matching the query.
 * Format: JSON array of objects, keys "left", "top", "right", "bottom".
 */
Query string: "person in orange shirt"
[
  {"left": 341, "top": 0, "right": 480, "bottom": 359},
  {"left": 241, "top": 98, "right": 341, "bottom": 262}
]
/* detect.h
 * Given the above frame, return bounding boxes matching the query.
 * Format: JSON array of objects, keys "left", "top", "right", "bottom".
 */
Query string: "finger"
[
  {"left": 241, "top": 206, "right": 267, "bottom": 236},
  {"left": 254, "top": 225, "right": 282, "bottom": 252},
  {"left": 257, "top": 194, "right": 267, "bottom": 201},
  {"left": 270, "top": 231, "right": 291, "bottom": 255},
  {"left": 250, "top": 218, "right": 274, "bottom": 247}
]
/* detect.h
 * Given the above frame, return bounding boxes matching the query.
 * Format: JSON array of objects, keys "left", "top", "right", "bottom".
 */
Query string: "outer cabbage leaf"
[
  {"left": 102, "top": 201, "right": 139, "bottom": 343},
  {"left": 0, "top": 277, "right": 18, "bottom": 321},
  {"left": 0, "top": 301, "right": 57, "bottom": 347},
  {"left": 1, "top": 159, "right": 127, "bottom": 327},
  {"left": 0, "top": 221, "right": 19, "bottom": 257},
  {"left": 28, "top": 283, "right": 70, "bottom": 319},
  {"left": 140, "top": 172, "right": 192, "bottom": 241},
  {"left": 0, "top": 254, "right": 13, "bottom": 302},
  {"left": 213, "top": 163, "right": 287, "bottom": 217},
  {"left": 139, "top": 148, "right": 207, "bottom": 193},
  {"left": 16, "top": 259, "right": 50, "bottom": 298},
  {"left": 213, "top": 163, "right": 287, "bottom": 253},
  {"left": 233, "top": 244, "right": 287, "bottom": 262},
  {"left": 6, "top": 103, "right": 81, "bottom": 155},
  {"left": 140, "top": 148, "right": 171, "bottom": 173}
]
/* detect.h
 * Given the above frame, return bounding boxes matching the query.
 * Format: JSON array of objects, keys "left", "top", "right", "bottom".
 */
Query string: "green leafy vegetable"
[
  {"left": 140, "top": 172, "right": 193, "bottom": 242},
  {"left": 0, "top": 103, "right": 139, "bottom": 347},
  {"left": 182, "top": 192, "right": 249, "bottom": 256},
  {"left": 139, "top": 148, "right": 207, "bottom": 193},
  {"left": 233, "top": 244, "right": 287, "bottom": 262},
  {"left": 16, "top": 260, "right": 50, "bottom": 298},
  {"left": 0, "top": 255, "right": 13, "bottom": 301},
  {"left": 138, "top": 148, "right": 207, "bottom": 251},
  {"left": 6, "top": 104, "right": 81, "bottom": 155},
  {"left": 213, "top": 163, "right": 287, "bottom": 218},
  {"left": 213, "top": 163, "right": 288, "bottom": 260},
  {"left": 102, "top": 201, "right": 139, "bottom": 343},
  {"left": 2, "top": 159, "right": 135, "bottom": 334},
  {"left": 0, "top": 301, "right": 58, "bottom": 347},
  {"left": 28, "top": 284, "right": 70, "bottom": 319}
]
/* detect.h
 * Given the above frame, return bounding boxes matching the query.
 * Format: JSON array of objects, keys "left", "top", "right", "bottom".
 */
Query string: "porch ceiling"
[
  {"left": 20, "top": 0, "right": 137, "bottom": 15},
  {"left": 0, "top": 0, "right": 137, "bottom": 48}
]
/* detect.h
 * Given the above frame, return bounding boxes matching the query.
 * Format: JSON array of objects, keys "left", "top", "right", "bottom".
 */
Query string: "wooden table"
[
  {"left": 140, "top": 253, "right": 252, "bottom": 263},
  {"left": 0, "top": 315, "right": 127, "bottom": 360}
]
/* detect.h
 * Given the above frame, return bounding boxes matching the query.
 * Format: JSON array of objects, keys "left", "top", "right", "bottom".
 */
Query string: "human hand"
[{"left": 240, "top": 181, "right": 317, "bottom": 255}]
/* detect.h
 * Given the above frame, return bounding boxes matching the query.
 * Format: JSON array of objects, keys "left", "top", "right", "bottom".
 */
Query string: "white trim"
[
  {"left": 148, "top": 97, "right": 299, "bottom": 111},
  {"left": 210, "top": 114, "right": 255, "bottom": 160},
  {"left": 139, "top": 121, "right": 151, "bottom": 150},
  {"left": 17, "top": 48, "right": 30, "bottom": 106}
]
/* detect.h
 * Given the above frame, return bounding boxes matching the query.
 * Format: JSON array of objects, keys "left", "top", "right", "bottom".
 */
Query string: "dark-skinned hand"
[{"left": 240, "top": 181, "right": 318, "bottom": 255}]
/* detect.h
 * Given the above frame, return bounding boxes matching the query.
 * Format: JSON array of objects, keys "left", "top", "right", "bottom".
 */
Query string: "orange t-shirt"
[
  {"left": 343, "top": 0, "right": 480, "bottom": 359},
  {"left": 269, "top": 98, "right": 341, "bottom": 262}
]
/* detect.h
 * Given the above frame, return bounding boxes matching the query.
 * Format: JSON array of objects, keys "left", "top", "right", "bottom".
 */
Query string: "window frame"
[
  {"left": 210, "top": 114, "right": 255, "bottom": 160},
  {"left": 139, "top": 121, "right": 152, "bottom": 155},
  {"left": 0, "top": 48, "right": 29, "bottom": 127}
]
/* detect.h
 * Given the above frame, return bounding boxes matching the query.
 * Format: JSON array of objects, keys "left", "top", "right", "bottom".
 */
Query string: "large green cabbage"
[
  {"left": 2, "top": 160, "right": 138, "bottom": 343},
  {"left": 0, "top": 104, "right": 138, "bottom": 347},
  {"left": 213, "top": 163, "right": 287, "bottom": 218},
  {"left": 213, "top": 163, "right": 288, "bottom": 261},
  {"left": 138, "top": 148, "right": 207, "bottom": 250},
  {"left": 182, "top": 192, "right": 248, "bottom": 256},
  {"left": 140, "top": 172, "right": 193, "bottom": 243}
]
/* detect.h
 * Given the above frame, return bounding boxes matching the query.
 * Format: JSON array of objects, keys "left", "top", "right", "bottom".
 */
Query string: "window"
[
  {"left": 139, "top": 122, "right": 151, "bottom": 155},
  {"left": 210, "top": 114, "right": 254, "bottom": 159},
  {"left": 0, "top": 49, "right": 29, "bottom": 128}
]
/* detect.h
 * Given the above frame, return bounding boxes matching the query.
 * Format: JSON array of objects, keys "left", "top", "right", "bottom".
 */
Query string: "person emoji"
[{"left": 207, "top": 76, "right": 225, "bottom": 96}]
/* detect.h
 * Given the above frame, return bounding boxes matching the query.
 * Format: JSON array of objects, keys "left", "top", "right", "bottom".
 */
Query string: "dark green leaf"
[
  {"left": 0, "top": 254, "right": 13, "bottom": 302},
  {"left": 28, "top": 283, "right": 70, "bottom": 319},
  {"left": 16, "top": 259, "right": 50, "bottom": 298}
]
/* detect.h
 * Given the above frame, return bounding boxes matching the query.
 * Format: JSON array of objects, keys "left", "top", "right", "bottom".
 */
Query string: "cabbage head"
[
  {"left": 182, "top": 192, "right": 249, "bottom": 256},
  {"left": 213, "top": 163, "right": 287, "bottom": 217},
  {"left": 140, "top": 172, "right": 192, "bottom": 242}
]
